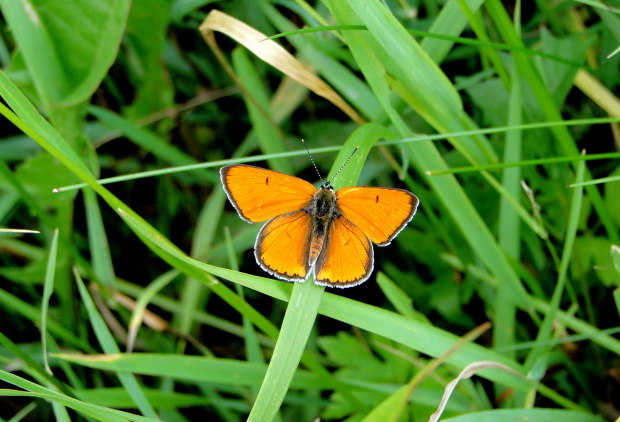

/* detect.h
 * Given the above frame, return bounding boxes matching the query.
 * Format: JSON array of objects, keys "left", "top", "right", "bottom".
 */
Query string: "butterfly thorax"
[{"left": 306, "top": 185, "right": 341, "bottom": 266}]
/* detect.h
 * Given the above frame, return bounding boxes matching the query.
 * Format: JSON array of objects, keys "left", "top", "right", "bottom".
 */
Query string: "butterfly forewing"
[
  {"left": 220, "top": 164, "right": 317, "bottom": 223},
  {"left": 314, "top": 215, "right": 374, "bottom": 288},
  {"left": 336, "top": 187, "right": 419, "bottom": 246},
  {"left": 255, "top": 209, "right": 313, "bottom": 282}
]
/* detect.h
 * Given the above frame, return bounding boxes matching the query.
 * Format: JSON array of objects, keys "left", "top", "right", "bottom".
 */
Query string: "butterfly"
[{"left": 220, "top": 160, "right": 419, "bottom": 288}]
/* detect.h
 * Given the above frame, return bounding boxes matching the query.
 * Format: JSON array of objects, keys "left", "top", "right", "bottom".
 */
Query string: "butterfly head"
[{"left": 320, "top": 181, "right": 334, "bottom": 191}]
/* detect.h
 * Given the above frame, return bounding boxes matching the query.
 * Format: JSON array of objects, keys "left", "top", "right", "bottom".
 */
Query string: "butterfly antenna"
[
  {"left": 329, "top": 146, "right": 359, "bottom": 184},
  {"left": 302, "top": 139, "right": 324, "bottom": 184}
]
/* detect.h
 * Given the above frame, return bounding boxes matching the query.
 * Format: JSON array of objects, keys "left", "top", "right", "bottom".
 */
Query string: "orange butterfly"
[{"left": 220, "top": 161, "right": 419, "bottom": 288}]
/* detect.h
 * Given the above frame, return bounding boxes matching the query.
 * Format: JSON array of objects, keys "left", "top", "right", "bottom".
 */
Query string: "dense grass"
[{"left": 1, "top": 0, "right": 619, "bottom": 421}]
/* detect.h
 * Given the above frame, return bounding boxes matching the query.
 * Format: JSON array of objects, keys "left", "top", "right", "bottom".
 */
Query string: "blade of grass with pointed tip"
[
  {"left": 568, "top": 174, "right": 620, "bottom": 187},
  {"left": 116, "top": 278, "right": 274, "bottom": 345},
  {"left": 421, "top": 0, "right": 485, "bottom": 63},
  {"left": 0, "top": 157, "right": 92, "bottom": 275},
  {"left": 345, "top": 0, "right": 462, "bottom": 119},
  {"left": 84, "top": 188, "right": 116, "bottom": 286},
  {"left": 41, "top": 228, "right": 60, "bottom": 375},
  {"left": 225, "top": 225, "right": 263, "bottom": 402},
  {"left": 73, "top": 268, "right": 157, "bottom": 418},
  {"left": 376, "top": 272, "right": 425, "bottom": 321},
  {"left": 495, "top": 62, "right": 522, "bottom": 374},
  {"left": 524, "top": 153, "right": 586, "bottom": 371},
  {"left": 127, "top": 270, "right": 179, "bottom": 353},
  {"left": 0, "top": 370, "right": 158, "bottom": 422}
]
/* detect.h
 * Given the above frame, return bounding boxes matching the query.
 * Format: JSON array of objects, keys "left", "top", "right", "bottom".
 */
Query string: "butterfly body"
[{"left": 221, "top": 164, "right": 418, "bottom": 288}]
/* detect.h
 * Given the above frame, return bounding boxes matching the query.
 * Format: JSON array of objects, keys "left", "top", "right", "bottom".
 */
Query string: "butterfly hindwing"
[
  {"left": 220, "top": 164, "right": 317, "bottom": 223},
  {"left": 314, "top": 215, "right": 373, "bottom": 288},
  {"left": 336, "top": 187, "right": 419, "bottom": 246},
  {"left": 255, "top": 209, "right": 313, "bottom": 282}
]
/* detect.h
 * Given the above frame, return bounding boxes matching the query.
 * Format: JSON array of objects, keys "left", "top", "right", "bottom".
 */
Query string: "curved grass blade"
[
  {"left": 73, "top": 269, "right": 157, "bottom": 418},
  {"left": 41, "top": 228, "right": 60, "bottom": 375},
  {"left": 0, "top": 370, "right": 158, "bottom": 422},
  {"left": 199, "top": 10, "right": 363, "bottom": 124},
  {"left": 524, "top": 152, "right": 586, "bottom": 371}
]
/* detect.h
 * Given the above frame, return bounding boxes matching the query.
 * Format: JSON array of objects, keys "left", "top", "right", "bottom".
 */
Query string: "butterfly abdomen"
[{"left": 307, "top": 187, "right": 340, "bottom": 266}]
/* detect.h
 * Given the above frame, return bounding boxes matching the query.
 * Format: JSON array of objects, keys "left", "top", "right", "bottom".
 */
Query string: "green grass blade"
[
  {"left": 248, "top": 280, "right": 324, "bottom": 421},
  {"left": 440, "top": 408, "right": 604, "bottom": 422},
  {"left": 376, "top": 272, "right": 426, "bottom": 321},
  {"left": 73, "top": 268, "right": 158, "bottom": 418},
  {"left": 41, "top": 227, "right": 60, "bottom": 375},
  {"left": 343, "top": 0, "right": 462, "bottom": 119},
  {"left": 421, "top": 0, "right": 485, "bottom": 62},
  {"left": 524, "top": 152, "right": 586, "bottom": 371},
  {"left": 126, "top": 270, "right": 180, "bottom": 353},
  {"left": 0, "top": 370, "right": 157, "bottom": 422},
  {"left": 89, "top": 106, "right": 213, "bottom": 183},
  {"left": 428, "top": 151, "right": 620, "bottom": 175},
  {"left": 568, "top": 174, "right": 620, "bottom": 187},
  {"left": 55, "top": 353, "right": 318, "bottom": 388},
  {"left": 0, "top": 332, "right": 71, "bottom": 397},
  {"left": 84, "top": 188, "right": 116, "bottom": 286}
]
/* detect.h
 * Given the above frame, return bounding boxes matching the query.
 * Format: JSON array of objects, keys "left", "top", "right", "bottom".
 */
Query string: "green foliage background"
[{"left": 0, "top": 0, "right": 619, "bottom": 421}]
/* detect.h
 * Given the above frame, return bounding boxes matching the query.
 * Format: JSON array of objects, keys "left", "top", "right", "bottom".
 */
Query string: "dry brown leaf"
[
  {"left": 429, "top": 360, "right": 524, "bottom": 422},
  {"left": 199, "top": 10, "right": 364, "bottom": 125}
]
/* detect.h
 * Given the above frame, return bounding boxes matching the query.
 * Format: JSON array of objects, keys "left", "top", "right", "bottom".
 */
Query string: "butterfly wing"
[
  {"left": 255, "top": 209, "right": 313, "bottom": 282},
  {"left": 314, "top": 215, "right": 373, "bottom": 288},
  {"left": 220, "top": 164, "right": 317, "bottom": 223},
  {"left": 336, "top": 187, "right": 419, "bottom": 246}
]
